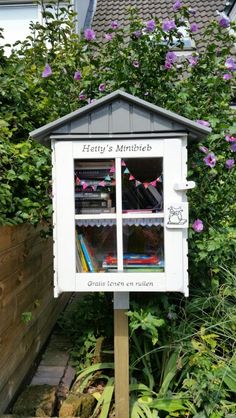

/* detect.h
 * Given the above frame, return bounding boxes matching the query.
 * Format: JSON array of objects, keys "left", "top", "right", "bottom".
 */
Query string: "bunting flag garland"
[{"left": 75, "top": 163, "right": 162, "bottom": 190}]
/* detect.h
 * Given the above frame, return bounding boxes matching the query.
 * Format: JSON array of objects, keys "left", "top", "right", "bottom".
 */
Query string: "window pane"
[
  {"left": 122, "top": 157, "right": 163, "bottom": 213},
  {"left": 122, "top": 223, "right": 164, "bottom": 272},
  {"left": 75, "top": 223, "right": 117, "bottom": 273},
  {"left": 74, "top": 159, "right": 116, "bottom": 215},
  {"left": 0, "top": 5, "right": 38, "bottom": 45}
]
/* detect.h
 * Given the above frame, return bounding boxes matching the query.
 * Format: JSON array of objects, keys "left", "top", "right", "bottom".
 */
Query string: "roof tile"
[{"left": 92, "top": 0, "right": 228, "bottom": 50}]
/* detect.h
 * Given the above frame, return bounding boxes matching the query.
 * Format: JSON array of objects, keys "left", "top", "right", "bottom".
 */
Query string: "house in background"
[
  {"left": 0, "top": 0, "right": 96, "bottom": 46},
  {"left": 0, "top": 0, "right": 235, "bottom": 49},
  {"left": 92, "top": 0, "right": 235, "bottom": 51}
]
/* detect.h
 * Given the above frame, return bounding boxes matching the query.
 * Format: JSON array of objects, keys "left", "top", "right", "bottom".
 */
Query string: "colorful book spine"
[
  {"left": 78, "top": 234, "right": 95, "bottom": 272},
  {"left": 76, "top": 234, "right": 89, "bottom": 272}
]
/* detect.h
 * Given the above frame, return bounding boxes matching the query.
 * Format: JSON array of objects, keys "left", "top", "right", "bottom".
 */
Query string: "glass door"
[{"left": 74, "top": 157, "right": 164, "bottom": 274}]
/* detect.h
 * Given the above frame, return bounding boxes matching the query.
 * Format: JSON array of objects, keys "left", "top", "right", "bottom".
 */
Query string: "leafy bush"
[{"left": 1, "top": 2, "right": 236, "bottom": 415}]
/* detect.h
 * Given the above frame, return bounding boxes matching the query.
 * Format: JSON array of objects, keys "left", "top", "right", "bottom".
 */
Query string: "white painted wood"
[
  {"left": 181, "top": 138, "right": 189, "bottom": 296},
  {"left": 75, "top": 272, "right": 166, "bottom": 292},
  {"left": 75, "top": 213, "right": 116, "bottom": 220},
  {"left": 53, "top": 136, "right": 190, "bottom": 295},
  {"left": 51, "top": 141, "right": 58, "bottom": 297},
  {"left": 116, "top": 158, "right": 123, "bottom": 272},
  {"left": 54, "top": 141, "right": 76, "bottom": 293},
  {"left": 72, "top": 139, "right": 164, "bottom": 159},
  {"left": 122, "top": 212, "right": 164, "bottom": 219},
  {"left": 164, "top": 138, "right": 185, "bottom": 293}
]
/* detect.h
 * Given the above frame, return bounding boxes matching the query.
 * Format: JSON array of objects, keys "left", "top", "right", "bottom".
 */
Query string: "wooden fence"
[{"left": 0, "top": 224, "right": 70, "bottom": 413}]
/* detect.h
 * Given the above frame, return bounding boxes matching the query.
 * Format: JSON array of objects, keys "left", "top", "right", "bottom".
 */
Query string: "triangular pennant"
[
  {"left": 129, "top": 174, "right": 135, "bottom": 180},
  {"left": 110, "top": 166, "right": 115, "bottom": 173},
  {"left": 143, "top": 182, "right": 149, "bottom": 189},
  {"left": 105, "top": 175, "right": 111, "bottom": 181},
  {"left": 124, "top": 167, "right": 130, "bottom": 174},
  {"left": 121, "top": 160, "right": 126, "bottom": 166},
  {"left": 135, "top": 180, "right": 141, "bottom": 187},
  {"left": 92, "top": 185, "right": 97, "bottom": 191},
  {"left": 150, "top": 180, "right": 157, "bottom": 187},
  {"left": 82, "top": 182, "right": 88, "bottom": 190},
  {"left": 98, "top": 180, "right": 106, "bottom": 187},
  {"left": 75, "top": 177, "right": 80, "bottom": 185}
]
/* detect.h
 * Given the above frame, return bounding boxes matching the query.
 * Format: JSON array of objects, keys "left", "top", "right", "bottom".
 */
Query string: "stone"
[
  {"left": 30, "top": 366, "right": 65, "bottom": 386},
  {"left": 75, "top": 394, "right": 97, "bottom": 418},
  {"left": 59, "top": 394, "right": 81, "bottom": 417},
  {"left": 12, "top": 385, "right": 57, "bottom": 417},
  {"left": 59, "top": 393, "right": 97, "bottom": 418}
]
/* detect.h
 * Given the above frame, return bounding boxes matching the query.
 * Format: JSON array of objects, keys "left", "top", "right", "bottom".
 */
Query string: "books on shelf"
[
  {"left": 103, "top": 253, "right": 160, "bottom": 266},
  {"left": 76, "top": 207, "right": 116, "bottom": 214},
  {"left": 76, "top": 229, "right": 164, "bottom": 273},
  {"left": 75, "top": 162, "right": 116, "bottom": 214},
  {"left": 76, "top": 232, "right": 98, "bottom": 272}
]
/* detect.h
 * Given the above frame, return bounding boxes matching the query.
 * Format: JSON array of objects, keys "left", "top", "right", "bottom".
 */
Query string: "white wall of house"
[{"left": 0, "top": 0, "right": 91, "bottom": 46}]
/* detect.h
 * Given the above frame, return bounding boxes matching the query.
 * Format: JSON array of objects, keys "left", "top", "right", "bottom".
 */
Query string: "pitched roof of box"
[{"left": 92, "top": 0, "right": 228, "bottom": 49}]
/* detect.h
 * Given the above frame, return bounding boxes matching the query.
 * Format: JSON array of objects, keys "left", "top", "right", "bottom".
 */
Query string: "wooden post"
[{"left": 114, "top": 292, "right": 129, "bottom": 418}]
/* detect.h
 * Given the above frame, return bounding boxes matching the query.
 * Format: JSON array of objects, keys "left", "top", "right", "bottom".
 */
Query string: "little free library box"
[{"left": 31, "top": 90, "right": 210, "bottom": 297}]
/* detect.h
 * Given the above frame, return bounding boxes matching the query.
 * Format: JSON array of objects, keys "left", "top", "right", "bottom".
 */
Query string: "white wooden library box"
[{"left": 31, "top": 90, "right": 210, "bottom": 296}]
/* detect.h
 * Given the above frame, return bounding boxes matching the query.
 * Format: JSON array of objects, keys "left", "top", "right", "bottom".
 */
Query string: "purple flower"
[
  {"left": 79, "top": 91, "right": 86, "bottom": 100},
  {"left": 166, "top": 51, "right": 177, "bottom": 62},
  {"left": 104, "top": 33, "right": 113, "bottom": 41},
  {"left": 74, "top": 70, "right": 82, "bottom": 81},
  {"left": 199, "top": 145, "right": 209, "bottom": 154},
  {"left": 173, "top": 1, "right": 182, "bottom": 12},
  {"left": 231, "top": 143, "right": 236, "bottom": 152},
  {"left": 165, "top": 61, "right": 173, "bottom": 69},
  {"left": 146, "top": 19, "right": 156, "bottom": 32},
  {"left": 132, "top": 60, "right": 140, "bottom": 68},
  {"left": 225, "top": 57, "right": 236, "bottom": 71},
  {"left": 110, "top": 21, "right": 119, "bottom": 29},
  {"left": 196, "top": 119, "right": 211, "bottom": 127},
  {"left": 42, "top": 63, "right": 52, "bottom": 78},
  {"left": 88, "top": 98, "right": 96, "bottom": 104},
  {"left": 190, "top": 23, "right": 199, "bottom": 33},
  {"left": 225, "top": 134, "right": 236, "bottom": 142},
  {"left": 223, "top": 73, "right": 233, "bottom": 80},
  {"left": 218, "top": 15, "right": 230, "bottom": 28},
  {"left": 98, "top": 83, "right": 106, "bottom": 92},
  {"left": 225, "top": 158, "right": 235, "bottom": 169},
  {"left": 164, "top": 51, "right": 177, "bottom": 69},
  {"left": 192, "top": 219, "right": 204, "bottom": 232},
  {"left": 133, "top": 29, "right": 142, "bottom": 38},
  {"left": 84, "top": 28, "right": 96, "bottom": 41},
  {"left": 188, "top": 55, "right": 198, "bottom": 66},
  {"left": 203, "top": 152, "right": 217, "bottom": 168},
  {"left": 162, "top": 20, "right": 176, "bottom": 31}
]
